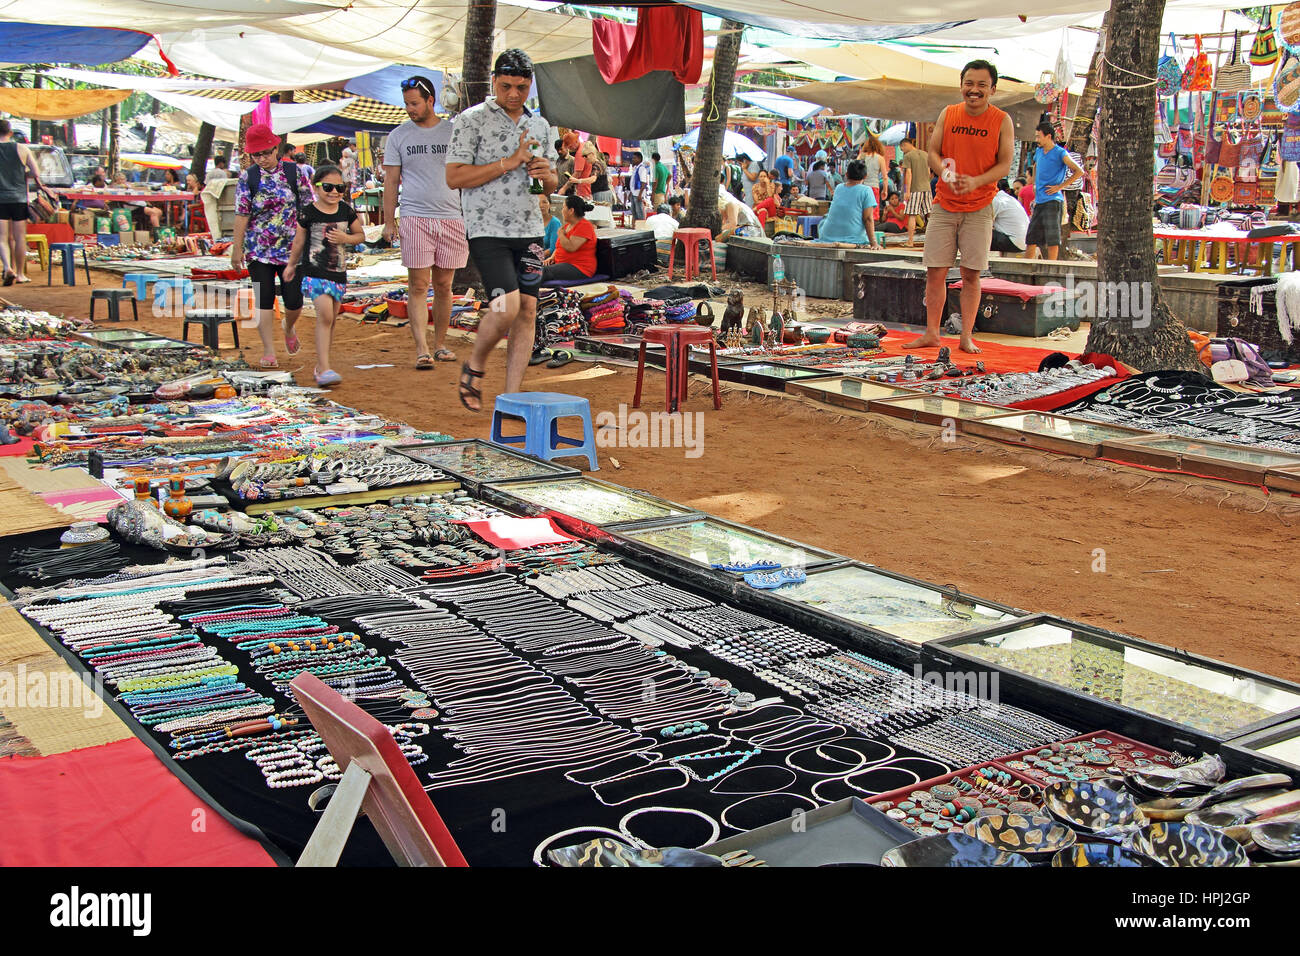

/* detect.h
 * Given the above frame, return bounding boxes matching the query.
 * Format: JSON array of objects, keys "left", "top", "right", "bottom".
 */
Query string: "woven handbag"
[
  {"left": 1157, "top": 33, "right": 1183, "bottom": 97},
  {"left": 1210, "top": 169, "right": 1236, "bottom": 204},
  {"left": 1217, "top": 129, "right": 1243, "bottom": 167},
  {"left": 1181, "top": 35, "right": 1213, "bottom": 91},
  {"left": 1252, "top": 9, "right": 1280, "bottom": 66},
  {"left": 1216, "top": 32, "right": 1251, "bottom": 93},
  {"left": 1275, "top": 51, "right": 1300, "bottom": 114},
  {"left": 1035, "top": 71, "right": 1059, "bottom": 104},
  {"left": 1281, "top": 1, "right": 1300, "bottom": 48},
  {"left": 1283, "top": 113, "right": 1300, "bottom": 161},
  {"left": 1203, "top": 126, "right": 1224, "bottom": 165},
  {"left": 1239, "top": 90, "right": 1264, "bottom": 122}
]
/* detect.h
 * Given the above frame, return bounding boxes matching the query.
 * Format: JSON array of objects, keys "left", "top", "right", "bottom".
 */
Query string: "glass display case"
[
  {"left": 483, "top": 477, "right": 695, "bottom": 527},
  {"left": 1101, "top": 435, "right": 1300, "bottom": 482},
  {"left": 868, "top": 394, "right": 1007, "bottom": 426},
  {"left": 719, "top": 362, "right": 841, "bottom": 391},
  {"left": 1224, "top": 718, "right": 1300, "bottom": 776},
  {"left": 764, "top": 563, "right": 1019, "bottom": 645},
  {"left": 617, "top": 516, "right": 841, "bottom": 572},
  {"left": 961, "top": 412, "right": 1152, "bottom": 457},
  {"left": 786, "top": 376, "right": 922, "bottom": 411},
  {"left": 77, "top": 328, "right": 155, "bottom": 342},
  {"left": 1265, "top": 465, "right": 1300, "bottom": 495},
  {"left": 926, "top": 615, "right": 1300, "bottom": 747},
  {"left": 393, "top": 439, "right": 577, "bottom": 491}
]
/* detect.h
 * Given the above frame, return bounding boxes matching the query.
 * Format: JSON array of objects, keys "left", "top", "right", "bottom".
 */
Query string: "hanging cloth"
[
  {"left": 591, "top": 8, "right": 704, "bottom": 86},
  {"left": 0, "top": 87, "right": 129, "bottom": 121}
]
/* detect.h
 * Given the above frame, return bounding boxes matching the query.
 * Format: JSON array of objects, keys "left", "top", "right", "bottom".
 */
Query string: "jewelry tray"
[
  {"left": 786, "top": 376, "right": 923, "bottom": 412},
  {"left": 699, "top": 797, "right": 917, "bottom": 866},
  {"left": 716, "top": 361, "right": 841, "bottom": 392},
  {"left": 731, "top": 560, "right": 1022, "bottom": 667},
  {"left": 480, "top": 476, "right": 697, "bottom": 531},
  {"left": 923, "top": 614, "right": 1300, "bottom": 753},
  {"left": 1264, "top": 464, "right": 1300, "bottom": 494},
  {"left": 961, "top": 412, "right": 1152, "bottom": 458},
  {"left": 1100, "top": 434, "right": 1300, "bottom": 483},
  {"left": 392, "top": 439, "right": 578, "bottom": 492},
  {"left": 608, "top": 515, "right": 843, "bottom": 592},
  {"left": 989, "top": 729, "right": 1174, "bottom": 787},
  {"left": 867, "top": 762, "right": 1047, "bottom": 836},
  {"left": 868, "top": 394, "right": 1008, "bottom": 426}
]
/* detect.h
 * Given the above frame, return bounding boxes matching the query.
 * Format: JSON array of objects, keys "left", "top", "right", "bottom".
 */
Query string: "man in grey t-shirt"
[
  {"left": 447, "top": 49, "right": 557, "bottom": 412},
  {"left": 383, "top": 75, "right": 468, "bottom": 369}
]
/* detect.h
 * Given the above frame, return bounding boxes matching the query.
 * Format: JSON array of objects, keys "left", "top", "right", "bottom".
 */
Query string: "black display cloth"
[{"left": 1, "top": 527, "right": 954, "bottom": 867}]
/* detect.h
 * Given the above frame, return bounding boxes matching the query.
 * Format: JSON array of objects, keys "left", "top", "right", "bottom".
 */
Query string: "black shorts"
[
  {"left": 0, "top": 202, "right": 29, "bottom": 222},
  {"left": 468, "top": 236, "right": 545, "bottom": 301},
  {"left": 990, "top": 229, "right": 1024, "bottom": 253},
  {"left": 1025, "top": 201, "right": 1062, "bottom": 247},
  {"left": 246, "top": 259, "right": 304, "bottom": 311}
]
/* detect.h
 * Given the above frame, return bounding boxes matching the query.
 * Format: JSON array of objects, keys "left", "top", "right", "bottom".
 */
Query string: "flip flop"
[
  {"left": 529, "top": 348, "right": 553, "bottom": 366},
  {"left": 282, "top": 319, "right": 300, "bottom": 356},
  {"left": 433, "top": 347, "right": 457, "bottom": 362},
  {"left": 260, "top": 356, "right": 279, "bottom": 370},
  {"left": 546, "top": 349, "right": 574, "bottom": 369},
  {"left": 415, "top": 353, "right": 434, "bottom": 371},
  {"left": 2, "top": 271, "right": 14, "bottom": 287}
]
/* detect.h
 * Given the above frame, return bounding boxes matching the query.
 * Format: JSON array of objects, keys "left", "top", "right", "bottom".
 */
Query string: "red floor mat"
[
  {"left": 876, "top": 331, "right": 1074, "bottom": 374},
  {"left": 0, "top": 739, "right": 277, "bottom": 866}
]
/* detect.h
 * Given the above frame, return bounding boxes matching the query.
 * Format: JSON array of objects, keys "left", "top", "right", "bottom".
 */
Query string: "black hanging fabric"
[{"left": 535, "top": 55, "right": 686, "bottom": 141}]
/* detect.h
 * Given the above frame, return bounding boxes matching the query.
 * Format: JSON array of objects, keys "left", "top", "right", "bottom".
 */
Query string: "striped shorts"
[
  {"left": 399, "top": 216, "right": 470, "bottom": 271},
  {"left": 904, "top": 190, "right": 932, "bottom": 216}
]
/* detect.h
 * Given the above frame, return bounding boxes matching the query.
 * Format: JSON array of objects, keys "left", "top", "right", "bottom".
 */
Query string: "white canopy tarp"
[
  {"left": 0, "top": 0, "right": 345, "bottom": 31},
  {"left": 138, "top": 26, "right": 393, "bottom": 87},
  {"left": 151, "top": 90, "right": 357, "bottom": 134},
  {"left": 687, "top": 0, "right": 1255, "bottom": 27}
]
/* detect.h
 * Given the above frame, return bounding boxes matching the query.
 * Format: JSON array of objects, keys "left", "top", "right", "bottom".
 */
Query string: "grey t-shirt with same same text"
[{"left": 384, "top": 118, "right": 462, "bottom": 220}]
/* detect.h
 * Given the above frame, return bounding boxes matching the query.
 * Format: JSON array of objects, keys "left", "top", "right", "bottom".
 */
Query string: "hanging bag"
[
  {"left": 1275, "top": 51, "right": 1300, "bottom": 114},
  {"left": 1216, "top": 32, "right": 1251, "bottom": 93},
  {"left": 1054, "top": 33, "right": 1074, "bottom": 91},
  {"left": 1252, "top": 9, "right": 1280, "bottom": 66},
  {"left": 1210, "top": 168, "right": 1236, "bottom": 204},
  {"left": 1203, "top": 125, "right": 1224, "bottom": 165},
  {"left": 1181, "top": 35, "right": 1214, "bottom": 91},
  {"left": 1035, "top": 71, "right": 1059, "bottom": 105},
  {"left": 1281, "top": 113, "right": 1300, "bottom": 162},
  {"left": 1239, "top": 90, "right": 1264, "bottom": 122},
  {"left": 1157, "top": 33, "right": 1183, "bottom": 97},
  {"left": 1281, "top": 2, "right": 1300, "bottom": 48}
]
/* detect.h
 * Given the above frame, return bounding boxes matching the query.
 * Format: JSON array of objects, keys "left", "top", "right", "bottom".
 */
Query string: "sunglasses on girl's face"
[{"left": 317, "top": 182, "right": 346, "bottom": 193}]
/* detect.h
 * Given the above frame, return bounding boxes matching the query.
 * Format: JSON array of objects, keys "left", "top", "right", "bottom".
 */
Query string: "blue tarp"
[
  {"left": 0, "top": 23, "right": 151, "bottom": 66},
  {"left": 734, "top": 90, "right": 823, "bottom": 121},
  {"left": 344, "top": 65, "right": 442, "bottom": 109},
  {"left": 297, "top": 116, "right": 401, "bottom": 136}
]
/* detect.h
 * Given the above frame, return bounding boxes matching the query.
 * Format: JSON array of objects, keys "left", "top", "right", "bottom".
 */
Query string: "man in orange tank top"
[{"left": 906, "top": 59, "right": 1015, "bottom": 354}]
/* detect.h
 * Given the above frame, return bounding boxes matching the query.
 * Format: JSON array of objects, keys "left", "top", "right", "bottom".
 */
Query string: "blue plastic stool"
[
  {"left": 154, "top": 277, "right": 196, "bottom": 313},
  {"left": 490, "top": 392, "right": 599, "bottom": 471},
  {"left": 47, "top": 243, "right": 91, "bottom": 286},
  {"left": 122, "top": 273, "right": 159, "bottom": 300}
]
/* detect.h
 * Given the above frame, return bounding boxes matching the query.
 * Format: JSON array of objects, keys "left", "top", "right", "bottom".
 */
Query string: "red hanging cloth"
[{"left": 591, "top": 7, "right": 704, "bottom": 86}]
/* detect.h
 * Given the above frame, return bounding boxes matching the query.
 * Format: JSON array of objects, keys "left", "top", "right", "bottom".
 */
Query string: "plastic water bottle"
[{"left": 772, "top": 251, "right": 784, "bottom": 285}]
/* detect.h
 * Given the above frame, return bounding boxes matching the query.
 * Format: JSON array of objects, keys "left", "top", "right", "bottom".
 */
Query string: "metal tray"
[
  {"left": 961, "top": 412, "right": 1153, "bottom": 458},
  {"left": 480, "top": 476, "right": 697, "bottom": 528},
  {"left": 392, "top": 439, "right": 578, "bottom": 493},
  {"left": 699, "top": 797, "right": 916, "bottom": 867}
]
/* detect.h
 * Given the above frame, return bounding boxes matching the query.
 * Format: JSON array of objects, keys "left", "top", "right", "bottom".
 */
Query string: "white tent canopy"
[
  {"left": 150, "top": 90, "right": 357, "bottom": 134},
  {"left": 139, "top": 26, "right": 393, "bottom": 87},
  {"left": 0, "top": 0, "right": 345, "bottom": 30}
]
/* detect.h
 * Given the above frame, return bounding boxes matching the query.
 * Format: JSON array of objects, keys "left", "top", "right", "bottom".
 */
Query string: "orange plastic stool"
[{"left": 667, "top": 228, "right": 717, "bottom": 283}]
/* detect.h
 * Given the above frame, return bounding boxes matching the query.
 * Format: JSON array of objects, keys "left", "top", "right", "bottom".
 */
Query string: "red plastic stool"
[
  {"left": 633, "top": 325, "right": 721, "bottom": 413},
  {"left": 668, "top": 228, "right": 717, "bottom": 283}
]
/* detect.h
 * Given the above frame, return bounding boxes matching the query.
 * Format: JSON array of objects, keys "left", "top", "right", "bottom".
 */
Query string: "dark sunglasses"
[
  {"left": 400, "top": 77, "right": 433, "bottom": 95},
  {"left": 317, "top": 182, "right": 346, "bottom": 194},
  {"left": 250, "top": 148, "right": 275, "bottom": 159}
]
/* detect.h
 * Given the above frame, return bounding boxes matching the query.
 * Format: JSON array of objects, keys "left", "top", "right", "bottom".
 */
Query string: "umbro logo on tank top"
[{"left": 936, "top": 102, "right": 1007, "bottom": 212}]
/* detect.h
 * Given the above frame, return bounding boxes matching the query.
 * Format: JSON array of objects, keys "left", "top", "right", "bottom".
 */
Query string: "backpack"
[{"left": 247, "top": 161, "right": 302, "bottom": 212}]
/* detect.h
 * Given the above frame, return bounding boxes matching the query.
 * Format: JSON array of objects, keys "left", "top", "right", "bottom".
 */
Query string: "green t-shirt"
[{"left": 654, "top": 161, "right": 669, "bottom": 192}]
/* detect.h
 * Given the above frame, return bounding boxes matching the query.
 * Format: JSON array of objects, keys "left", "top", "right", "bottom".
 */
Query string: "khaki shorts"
[{"left": 922, "top": 203, "right": 994, "bottom": 272}]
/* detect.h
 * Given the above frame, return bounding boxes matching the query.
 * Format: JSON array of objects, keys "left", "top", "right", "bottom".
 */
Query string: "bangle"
[{"left": 499, "top": 159, "right": 506, "bottom": 173}]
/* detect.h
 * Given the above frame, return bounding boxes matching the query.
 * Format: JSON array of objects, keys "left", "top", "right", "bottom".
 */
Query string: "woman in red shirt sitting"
[
  {"left": 879, "top": 191, "right": 909, "bottom": 233},
  {"left": 542, "top": 195, "right": 599, "bottom": 282}
]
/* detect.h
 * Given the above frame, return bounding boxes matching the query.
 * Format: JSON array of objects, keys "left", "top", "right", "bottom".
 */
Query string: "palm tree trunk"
[
  {"left": 1066, "top": 9, "right": 1113, "bottom": 157},
  {"left": 1085, "top": 0, "right": 1200, "bottom": 370},
  {"left": 144, "top": 96, "right": 160, "bottom": 153},
  {"left": 684, "top": 19, "right": 744, "bottom": 234},
  {"left": 100, "top": 109, "right": 109, "bottom": 154},
  {"left": 191, "top": 122, "right": 215, "bottom": 181},
  {"left": 107, "top": 103, "right": 120, "bottom": 177},
  {"left": 461, "top": 0, "right": 498, "bottom": 111},
  {"left": 237, "top": 113, "right": 253, "bottom": 170}
]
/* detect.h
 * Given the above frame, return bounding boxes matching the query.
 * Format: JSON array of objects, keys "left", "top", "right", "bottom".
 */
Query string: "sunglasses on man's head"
[
  {"left": 317, "top": 182, "right": 346, "bottom": 194},
  {"left": 400, "top": 77, "right": 433, "bottom": 95}
]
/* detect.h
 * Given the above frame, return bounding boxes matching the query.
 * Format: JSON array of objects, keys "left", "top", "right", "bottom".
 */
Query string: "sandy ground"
[{"left": 4, "top": 266, "right": 1299, "bottom": 683}]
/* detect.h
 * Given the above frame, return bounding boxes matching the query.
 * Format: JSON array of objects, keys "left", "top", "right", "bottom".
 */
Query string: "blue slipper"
[
  {"left": 712, "top": 559, "right": 781, "bottom": 572},
  {"left": 743, "top": 567, "right": 807, "bottom": 590}
]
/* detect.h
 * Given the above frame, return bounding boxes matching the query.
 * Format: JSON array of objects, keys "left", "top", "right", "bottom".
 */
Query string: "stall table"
[
  {"left": 59, "top": 189, "right": 197, "bottom": 233},
  {"left": 1154, "top": 227, "right": 1300, "bottom": 275}
]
